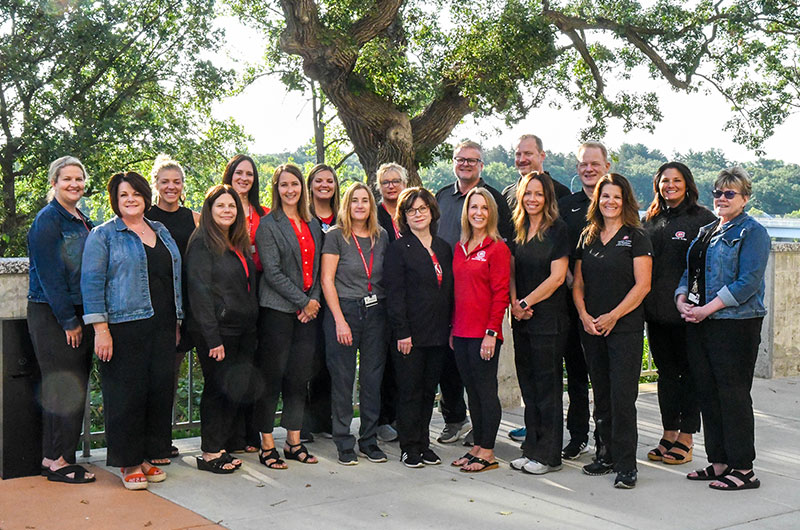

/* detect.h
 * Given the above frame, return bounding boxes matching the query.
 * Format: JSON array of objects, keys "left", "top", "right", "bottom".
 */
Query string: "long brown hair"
[
  {"left": 460, "top": 187, "right": 500, "bottom": 245},
  {"left": 307, "top": 164, "right": 340, "bottom": 218},
  {"left": 513, "top": 172, "right": 559, "bottom": 244},
  {"left": 189, "top": 184, "right": 250, "bottom": 256},
  {"left": 271, "top": 164, "right": 311, "bottom": 222},
  {"left": 580, "top": 173, "right": 640, "bottom": 247},
  {"left": 338, "top": 182, "right": 380, "bottom": 243},
  {"left": 644, "top": 162, "right": 701, "bottom": 221},
  {"left": 222, "top": 154, "right": 265, "bottom": 216}
]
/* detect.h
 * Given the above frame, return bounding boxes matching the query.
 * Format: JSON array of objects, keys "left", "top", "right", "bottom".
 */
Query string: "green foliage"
[{"left": 1, "top": 0, "right": 250, "bottom": 256}]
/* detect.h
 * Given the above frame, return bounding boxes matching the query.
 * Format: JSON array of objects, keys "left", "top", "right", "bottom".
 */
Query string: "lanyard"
[
  {"left": 382, "top": 203, "right": 401, "bottom": 239},
  {"left": 352, "top": 235, "right": 374, "bottom": 293}
]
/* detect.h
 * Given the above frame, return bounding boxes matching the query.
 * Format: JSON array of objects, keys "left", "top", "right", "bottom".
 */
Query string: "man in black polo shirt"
[
  {"left": 502, "top": 134, "right": 571, "bottom": 211},
  {"left": 434, "top": 140, "right": 513, "bottom": 445},
  {"left": 557, "top": 141, "right": 611, "bottom": 460}
]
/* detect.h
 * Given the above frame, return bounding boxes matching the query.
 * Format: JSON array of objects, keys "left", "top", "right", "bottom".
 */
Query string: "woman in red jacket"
[{"left": 450, "top": 187, "right": 510, "bottom": 473}]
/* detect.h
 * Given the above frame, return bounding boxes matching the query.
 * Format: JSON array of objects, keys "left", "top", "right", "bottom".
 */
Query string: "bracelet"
[{"left": 97, "top": 328, "right": 109, "bottom": 334}]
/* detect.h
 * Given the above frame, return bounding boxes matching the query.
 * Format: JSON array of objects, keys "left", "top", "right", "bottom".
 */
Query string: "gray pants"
[{"left": 324, "top": 299, "right": 387, "bottom": 452}]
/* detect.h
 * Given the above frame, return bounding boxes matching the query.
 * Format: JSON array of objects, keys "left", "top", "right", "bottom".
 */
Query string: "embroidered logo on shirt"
[
  {"left": 471, "top": 250, "right": 488, "bottom": 262},
  {"left": 672, "top": 230, "right": 687, "bottom": 241},
  {"left": 616, "top": 235, "right": 632, "bottom": 247},
  {"left": 571, "top": 207, "right": 581, "bottom": 212}
]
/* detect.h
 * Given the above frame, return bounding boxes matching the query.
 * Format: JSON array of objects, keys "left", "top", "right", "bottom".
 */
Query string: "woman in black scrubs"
[
  {"left": 384, "top": 187, "right": 453, "bottom": 468},
  {"left": 508, "top": 172, "right": 570, "bottom": 476},
  {"left": 573, "top": 173, "right": 652, "bottom": 489},
  {"left": 642, "top": 162, "right": 715, "bottom": 465}
]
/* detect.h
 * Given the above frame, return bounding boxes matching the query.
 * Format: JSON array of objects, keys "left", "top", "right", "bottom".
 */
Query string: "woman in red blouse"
[
  {"left": 222, "top": 154, "right": 270, "bottom": 271},
  {"left": 254, "top": 164, "right": 324, "bottom": 469},
  {"left": 450, "top": 188, "right": 511, "bottom": 473}
]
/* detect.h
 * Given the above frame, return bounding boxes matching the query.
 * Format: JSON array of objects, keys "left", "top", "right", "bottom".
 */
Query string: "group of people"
[{"left": 27, "top": 134, "right": 770, "bottom": 492}]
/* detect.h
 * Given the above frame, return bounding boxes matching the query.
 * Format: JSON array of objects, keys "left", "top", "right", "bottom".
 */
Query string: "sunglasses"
[{"left": 712, "top": 189, "right": 740, "bottom": 200}]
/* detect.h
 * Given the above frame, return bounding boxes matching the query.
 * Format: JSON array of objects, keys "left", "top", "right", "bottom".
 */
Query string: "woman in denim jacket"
[
  {"left": 81, "top": 172, "right": 183, "bottom": 490},
  {"left": 27, "top": 156, "right": 96, "bottom": 484},
  {"left": 675, "top": 167, "right": 770, "bottom": 491}
]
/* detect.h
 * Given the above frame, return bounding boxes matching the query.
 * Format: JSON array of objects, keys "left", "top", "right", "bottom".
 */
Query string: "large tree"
[
  {"left": 0, "top": 0, "right": 247, "bottom": 256},
  {"left": 231, "top": 0, "right": 800, "bottom": 185}
]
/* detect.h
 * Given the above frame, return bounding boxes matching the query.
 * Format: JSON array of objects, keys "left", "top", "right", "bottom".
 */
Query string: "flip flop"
[
  {"left": 709, "top": 470, "right": 761, "bottom": 491},
  {"left": 460, "top": 457, "right": 499, "bottom": 473},
  {"left": 687, "top": 464, "right": 731, "bottom": 481},
  {"left": 451, "top": 453, "right": 474, "bottom": 467},
  {"left": 46, "top": 464, "right": 96, "bottom": 484}
]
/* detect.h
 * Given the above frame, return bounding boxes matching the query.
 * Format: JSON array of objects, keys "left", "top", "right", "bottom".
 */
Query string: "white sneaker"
[
  {"left": 523, "top": 459, "right": 562, "bottom": 475},
  {"left": 510, "top": 456, "right": 530, "bottom": 470}
]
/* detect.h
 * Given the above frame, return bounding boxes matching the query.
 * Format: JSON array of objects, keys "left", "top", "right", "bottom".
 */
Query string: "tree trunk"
[{"left": 0, "top": 154, "right": 19, "bottom": 257}]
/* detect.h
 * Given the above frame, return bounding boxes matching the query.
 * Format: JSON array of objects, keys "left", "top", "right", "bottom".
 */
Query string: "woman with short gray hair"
[{"left": 676, "top": 166, "right": 770, "bottom": 491}]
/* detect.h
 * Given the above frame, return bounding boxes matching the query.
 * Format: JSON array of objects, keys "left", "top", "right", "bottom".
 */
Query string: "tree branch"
[
  {"left": 334, "top": 150, "right": 356, "bottom": 170},
  {"left": 351, "top": 0, "right": 404, "bottom": 46},
  {"left": 410, "top": 81, "right": 471, "bottom": 155}
]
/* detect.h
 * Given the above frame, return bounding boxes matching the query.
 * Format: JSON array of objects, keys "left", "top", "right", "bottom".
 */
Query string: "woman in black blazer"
[
  {"left": 384, "top": 187, "right": 454, "bottom": 468},
  {"left": 254, "top": 164, "right": 323, "bottom": 469}
]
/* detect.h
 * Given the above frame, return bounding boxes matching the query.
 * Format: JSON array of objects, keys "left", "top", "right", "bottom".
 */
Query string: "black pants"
[
  {"left": 393, "top": 345, "right": 446, "bottom": 455},
  {"left": 687, "top": 317, "right": 762, "bottom": 469},
  {"left": 27, "top": 302, "right": 92, "bottom": 464},
  {"left": 581, "top": 330, "right": 642, "bottom": 473},
  {"left": 256, "top": 308, "right": 316, "bottom": 434},
  {"left": 100, "top": 316, "right": 176, "bottom": 467},
  {"left": 564, "top": 301, "right": 590, "bottom": 443},
  {"left": 647, "top": 321, "right": 700, "bottom": 433},
  {"left": 439, "top": 347, "right": 468, "bottom": 424},
  {"left": 197, "top": 332, "right": 257, "bottom": 453},
  {"left": 378, "top": 340, "right": 398, "bottom": 426},
  {"left": 453, "top": 337, "right": 501, "bottom": 450},
  {"left": 514, "top": 327, "right": 566, "bottom": 467},
  {"left": 302, "top": 309, "right": 332, "bottom": 434},
  {"left": 324, "top": 299, "right": 386, "bottom": 452}
]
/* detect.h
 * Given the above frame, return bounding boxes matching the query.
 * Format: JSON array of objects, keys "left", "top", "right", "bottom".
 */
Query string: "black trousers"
[
  {"left": 378, "top": 340, "right": 398, "bottom": 426},
  {"left": 564, "top": 301, "right": 590, "bottom": 443},
  {"left": 453, "top": 337, "right": 501, "bottom": 450},
  {"left": 256, "top": 308, "right": 316, "bottom": 434},
  {"left": 27, "top": 302, "right": 92, "bottom": 464},
  {"left": 302, "top": 309, "right": 332, "bottom": 434},
  {"left": 439, "top": 347, "right": 468, "bottom": 424},
  {"left": 514, "top": 327, "right": 566, "bottom": 467},
  {"left": 100, "top": 316, "right": 176, "bottom": 467},
  {"left": 324, "top": 300, "right": 386, "bottom": 452},
  {"left": 687, "top": 317, "right": 762, "bottom": 469},
  {"left": 197, "top": 332, "right": 257, "bottom": 453},
  {"left": 647, "top": 321, "right": 700, "bottom": 433},
  {"left": 393, "top": 345, "right": 446, "bottom": 455},
  {"left": 581, "top": 330, "right": 642, "bottom": 473}
]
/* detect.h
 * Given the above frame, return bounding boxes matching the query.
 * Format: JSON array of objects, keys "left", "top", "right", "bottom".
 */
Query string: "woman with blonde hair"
[
  {"left": 321, "top": 182, "right": 390, "bottom": 465},
  {"left": 573, "top": 173, "right": 652, "bottom": 489},
  {"left": 450, "top": 188, "right": 510, "bottom": 473},
  {"left": 255, "top": 164, "right": 323, "bottom": 469},
  {"left": 508, "top": 172, "right": 570, "bottom": 475}
]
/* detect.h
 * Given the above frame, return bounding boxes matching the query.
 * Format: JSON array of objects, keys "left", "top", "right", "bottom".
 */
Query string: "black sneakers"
[
  {"left": 582, "top": 459, "right": 614, "bottom": 476},
  {"left": 401, "top": 451, "right": 424, "bottom": 468},
  {"left": 359, "top": 444, "right": 388, "bottom": 463},
  {"left": 614, "top": 470, "right": 638, "bottom": 489},
  {"left": 421, "top": 448, "right": 442, "bottom": 465},
  {"left": 562, "top": 439, "right": 589, "bottom": 460}
]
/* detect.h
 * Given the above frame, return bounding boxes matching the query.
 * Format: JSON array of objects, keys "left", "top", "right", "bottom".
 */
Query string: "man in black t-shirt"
[
  {"left": 556, "top": 141, "right": 611, "bottom": 460},
  {"left": 502, "top": 134, "right": 571, "bottom": 212}
]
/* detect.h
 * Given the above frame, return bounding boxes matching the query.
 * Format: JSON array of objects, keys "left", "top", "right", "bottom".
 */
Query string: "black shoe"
[
  {"left": 337, "top": 449, "right": 359, "bottom": 466},
  {"left": 359, "top": 444, "right": 388, "bottom": 463},
  {"left": 583, "top": 459, "right": 614, "bottom": 476},
  {"left": 401, "top": 451, "right": 424, "bottom": 468},
  {"left": 614, "top": 470, "right": 637, "bottom": 489},
  {"left": 562, "top": 439, "right": 589, "bottom": 460},
  {"left": 421, "top": 448, "right": 442, "bottom": 465}
]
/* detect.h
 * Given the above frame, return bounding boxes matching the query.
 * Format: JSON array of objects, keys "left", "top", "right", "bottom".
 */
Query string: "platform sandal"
[
  {"left": 259, "top": 447, "right": 287, "bottom": 469},
  {"left": 647, "top": 438, "right": 674, "bottom": 462},
  {"left": 196, "top": 455, "right": 236, "bottom": 474},
  {"left": 284, "top": 442, "right": 317, "bottom": 464},
  {"left": 662, "top": 441, "right": 693, "bottom": 465}
]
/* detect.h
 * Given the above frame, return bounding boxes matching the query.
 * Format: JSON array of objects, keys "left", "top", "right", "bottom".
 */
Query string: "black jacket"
[
  {"left": 377, "top": 202, "right": 401, "bottom": 242},
  {"left": 384, "top": 232, "right": 454, "bottom": 347},
  {"left": 185, "top": 238, "right": 258, "bottom": 349},
  {"left": 642, "top": 202, "right": 717, "bottom": 324}
]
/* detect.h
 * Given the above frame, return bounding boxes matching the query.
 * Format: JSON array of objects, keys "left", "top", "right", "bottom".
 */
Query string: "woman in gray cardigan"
[{"left": 255, "top": 164, "right": 323, "bottom": 469}]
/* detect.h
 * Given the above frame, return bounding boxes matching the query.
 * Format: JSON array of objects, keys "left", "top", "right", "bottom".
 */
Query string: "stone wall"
[
  {"left": 0, "top": 259, "right": 28, "bottom": 320},
  {"left": 761, "top": 243, "right": 800, "bottom": 377}
]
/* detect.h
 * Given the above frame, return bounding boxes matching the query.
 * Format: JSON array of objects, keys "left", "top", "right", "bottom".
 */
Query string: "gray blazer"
[{"left": 255, "top": 208, "right": 323, "bottom": 312}]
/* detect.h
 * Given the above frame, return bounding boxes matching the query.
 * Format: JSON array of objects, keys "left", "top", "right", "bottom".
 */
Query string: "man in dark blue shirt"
[{"left": 502, "top": 134, "right": 571, "bottom": 212}]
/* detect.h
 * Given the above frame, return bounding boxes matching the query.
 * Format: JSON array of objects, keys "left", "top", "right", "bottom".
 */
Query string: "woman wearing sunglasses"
[{"left": 676, "top": 167, "right": 770, "bottom": 491}]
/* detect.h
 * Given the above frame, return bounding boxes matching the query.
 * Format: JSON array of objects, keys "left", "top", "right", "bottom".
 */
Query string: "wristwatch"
[
  {"left": 485, "top": 329, "right": 498, "bottom": 337},
  {"left": 519, "top": 300, "right": 529, "bottom": 310}
]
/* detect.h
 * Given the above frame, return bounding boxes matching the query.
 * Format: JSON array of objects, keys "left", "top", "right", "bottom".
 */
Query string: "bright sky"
[{"left": 211, "top": 15, "right": 800, "bottom": 165}]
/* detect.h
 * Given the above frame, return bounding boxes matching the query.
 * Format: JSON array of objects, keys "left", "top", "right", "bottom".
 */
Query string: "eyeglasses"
[
  {"left": 380, "top": 179, "right": 403, "bottom": 188},
  {"left": 453, "top": 157, "right": 482, "bottom": 166},
  {"left": 405, "top": 205, "right": 430, "bottom": 216},
  {"left": 712, "top": 189, "right": 740, "bottom": 199}
]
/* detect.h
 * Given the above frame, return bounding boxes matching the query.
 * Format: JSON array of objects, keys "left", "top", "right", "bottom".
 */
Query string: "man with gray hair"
[{"left": 502, "top": 134, "right": 571, "bottom": 211}]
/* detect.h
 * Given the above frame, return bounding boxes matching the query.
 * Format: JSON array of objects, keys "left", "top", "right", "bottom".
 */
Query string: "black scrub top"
[
  {"left": 514, "top": 219, "right": 570, "bottom": 335},
  {"left": 576, "top": 225, "right": 653, "bottom": 334}
]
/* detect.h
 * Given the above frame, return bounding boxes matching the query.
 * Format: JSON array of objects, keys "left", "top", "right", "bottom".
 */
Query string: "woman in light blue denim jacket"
[
  {"left": 81, "top": 171, "right": 183, "bottom": 490},
  {"left": 674, "top": 167, "right": 770, "bottom": 492}
]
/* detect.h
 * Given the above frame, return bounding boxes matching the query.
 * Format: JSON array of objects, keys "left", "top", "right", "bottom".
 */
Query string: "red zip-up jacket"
[{"left": 452, "top": 236, "right": 511, "bottom": 340}]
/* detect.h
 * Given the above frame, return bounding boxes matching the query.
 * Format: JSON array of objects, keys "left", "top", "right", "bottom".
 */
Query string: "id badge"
[
  {"left": 688, "top": 292, "right": 700, "bottom": 305},
  {"left": 363, "top": 294, "right": 378, "bottom": 308}
]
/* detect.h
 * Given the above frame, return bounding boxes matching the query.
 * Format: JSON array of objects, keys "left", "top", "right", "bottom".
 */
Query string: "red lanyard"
[
  {"left": 232, "top": 247, "right": 251, "bottom": 291},
  {"left": 352, "top": 235, "right": 375, "bottom": 293},
  {"left": 382, "top": 203, "right": 401, "bottom": 239}
]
